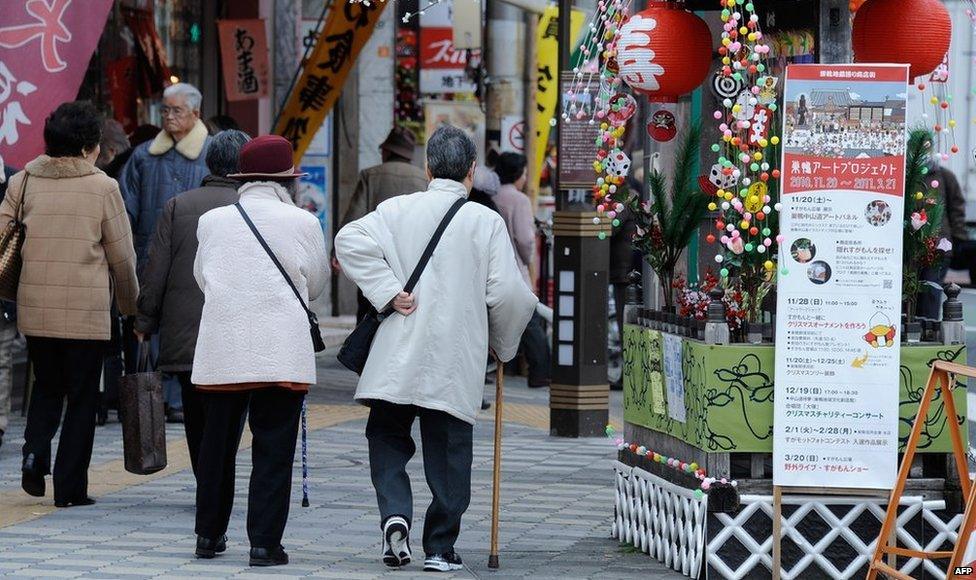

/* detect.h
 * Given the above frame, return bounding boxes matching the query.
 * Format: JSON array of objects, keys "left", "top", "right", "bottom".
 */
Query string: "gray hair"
[
  {"left": 205, "top": 130, "right": 251, "bottom": 177},
  {"left": 163, "top": 82, "right": 203, "bottom": 111},
  {"left": 472, "top": 166, "right": 500, "bottom": 195},
  {"left": 426, "top": 125, "right": 477, "bottom": 183},
  {"left": 97, "top": 119, "right": 130, "bottom": 166}
]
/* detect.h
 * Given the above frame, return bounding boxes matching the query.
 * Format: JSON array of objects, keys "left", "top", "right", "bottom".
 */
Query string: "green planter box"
[{"left": 622, "top": 324, "right": 967, "bottom": 453}]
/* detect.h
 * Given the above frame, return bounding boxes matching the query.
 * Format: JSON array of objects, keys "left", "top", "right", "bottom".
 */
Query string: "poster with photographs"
[{"left": 773, "top": 64, "right": 909, "bottom": 489}]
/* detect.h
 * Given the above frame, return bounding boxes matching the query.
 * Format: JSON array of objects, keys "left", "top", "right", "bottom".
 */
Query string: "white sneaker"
[
  {"left": 382, "top": 516, "right": 411, "bottom": 567},
  {"left": 423, "top": 551, "right": 463, "bottom": 572}
]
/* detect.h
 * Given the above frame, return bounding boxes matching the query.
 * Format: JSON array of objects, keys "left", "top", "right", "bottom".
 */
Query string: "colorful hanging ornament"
[
  {"left": 852, "top": 0, "right": 952, "bottom": 79},
  {"left": 702, "top": 0, "right": 781, "bottom": 323},
  {"left": 647, "top": 109, "right": 677, "bottom": 142}
]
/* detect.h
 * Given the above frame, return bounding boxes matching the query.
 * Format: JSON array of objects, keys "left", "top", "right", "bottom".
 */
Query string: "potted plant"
[
  {"left": 628, "top": 125, "right": 710, "bottom": 311},
  {"left": 902, "top": 129, "right": 952, "bottom": 323}
]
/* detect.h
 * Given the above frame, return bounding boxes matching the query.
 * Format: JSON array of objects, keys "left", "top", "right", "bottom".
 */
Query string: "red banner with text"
[{"left": 0, "top": 0, "right": 114, "bottom": 169}]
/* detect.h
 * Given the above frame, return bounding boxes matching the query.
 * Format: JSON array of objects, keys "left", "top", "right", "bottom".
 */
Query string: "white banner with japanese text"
[{"left": 773, "top": 64, "right": 909, "bottom": 489}]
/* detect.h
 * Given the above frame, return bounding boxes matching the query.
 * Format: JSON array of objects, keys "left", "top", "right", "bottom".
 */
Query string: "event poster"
[
  {"left": 662, "top": 333, "right": 685, "bottom": 423},
  {"left": 772, "top": 64, "right": 909, "bottom": 489}
]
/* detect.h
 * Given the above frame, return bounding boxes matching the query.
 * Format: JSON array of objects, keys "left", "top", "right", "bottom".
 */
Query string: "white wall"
[{"left": 357, "top": 7, "right": 396, "bottom": 169}]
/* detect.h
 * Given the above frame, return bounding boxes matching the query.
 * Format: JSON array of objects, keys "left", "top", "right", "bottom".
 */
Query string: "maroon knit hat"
[{"left": 228, "top": 135, "right": 308, "bottom": 179}]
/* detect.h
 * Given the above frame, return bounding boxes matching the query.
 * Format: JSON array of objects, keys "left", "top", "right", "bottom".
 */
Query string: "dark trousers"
[
  {"left": 520, "top": 312, "right": 550, "bottom": 386},
  {"left": 174, "top": 372, "right": 206, "bottom": 480},
  {"left": 22, "top": 337, "right": 106, "bottom": 503},
  {"left": 195, "top": 388, "right": 304, "bottom": 549},
  {"left": 366, "top": 400, "right": 473, "bottom": 555}
]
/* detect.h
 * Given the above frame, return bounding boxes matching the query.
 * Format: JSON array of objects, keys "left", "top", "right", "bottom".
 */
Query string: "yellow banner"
[
  {"left": 275, "top": 2, "right": 388, "bottom": 163},
  {"left": 534, "top": 6, "right": 584, "bottom": 179}
]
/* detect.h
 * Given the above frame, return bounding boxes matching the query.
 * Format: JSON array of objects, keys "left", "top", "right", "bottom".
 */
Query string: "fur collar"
[
  {"left": 238, "top": 181, "right": 296, "bottom": 206},
  {"left": 24, "top": 155, "right": 101, "bottom": 179},
  {"left": 148, "top": 119, "right": 209, "bottom": 160}
]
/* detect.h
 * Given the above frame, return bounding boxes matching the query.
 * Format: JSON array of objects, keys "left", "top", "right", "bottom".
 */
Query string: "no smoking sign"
[{"left": 501, "top": 117, "right": 525, "bottom": 152}]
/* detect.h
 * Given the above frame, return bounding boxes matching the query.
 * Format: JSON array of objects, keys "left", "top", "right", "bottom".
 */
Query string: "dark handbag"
[
  {"left": 236, "top": 203, "right": 326, "bottom": 352},
  {"left": 119, "top": 341, "right": 167, "bottom": 475},
  {"left": 0, "top": 173, "right": 28, "bottom": 301},
  {"left": 337, "top": 197, "right": 468, "bottom": 374}
]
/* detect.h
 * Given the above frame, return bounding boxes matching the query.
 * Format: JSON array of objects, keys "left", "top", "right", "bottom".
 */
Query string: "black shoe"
[
  {"left": 21, "top": 454, "right": 45, "bottom": 497},
  {"left": 249, "top": 545, "right": 288, "bottom": 567},
  {"left": 382, "top": 516, "right": 411, "bottom": 567},
  {"left": 0, "top": 429, "right": 4, "bottom": 449},
  {"left": 195, "top": 535, "right": 228, "bottom": 559},
  {"left": 166, "top": 408, "right": 184, "bottom": 424},
  {"left": 610, "top": 379, "right": 623, "bottom": 391},
  {"left": 54, "top": 497, "right": 95, "bottom": 508},
  {"left": 481, "top": 399, "right": 491, "bottom": 410},
  {"left": 424, "top": 551, "right": 463, "bottom": 572}
]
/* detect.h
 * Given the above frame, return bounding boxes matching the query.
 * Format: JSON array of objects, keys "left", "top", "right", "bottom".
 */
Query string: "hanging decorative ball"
[
  {"left": 852, "top": 0, "right": 952, "bottom": 79},
  {"left": 617, "top": 3, "right": 712, "bottom": 102}
]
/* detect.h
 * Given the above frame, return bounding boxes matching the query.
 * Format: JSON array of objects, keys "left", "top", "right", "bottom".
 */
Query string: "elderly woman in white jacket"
[
  {"left": 335, "top": 125, "right": 537, "bottom": 572},
  {"left": 190, "top": 135, "right": 327, "bottom": 567}
]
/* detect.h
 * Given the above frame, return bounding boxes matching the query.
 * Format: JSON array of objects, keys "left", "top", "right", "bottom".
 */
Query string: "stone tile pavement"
[{"left": 0, "top": 348, "right": 680, "bottom": 579}]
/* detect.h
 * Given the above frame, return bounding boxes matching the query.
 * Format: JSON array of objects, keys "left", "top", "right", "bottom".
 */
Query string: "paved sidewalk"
[{"left": 0, "top": 350, "right": 679, "bottom": 579}]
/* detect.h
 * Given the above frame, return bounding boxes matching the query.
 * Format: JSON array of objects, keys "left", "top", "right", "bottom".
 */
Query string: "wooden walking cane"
[{"left": 488, "top": 351, "right": 504, "bottom": 569}]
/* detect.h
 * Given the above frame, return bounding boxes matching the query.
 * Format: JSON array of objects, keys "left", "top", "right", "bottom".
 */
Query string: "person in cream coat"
[{"left": 335, "top": 125, "right": 537, "bottom": 572}]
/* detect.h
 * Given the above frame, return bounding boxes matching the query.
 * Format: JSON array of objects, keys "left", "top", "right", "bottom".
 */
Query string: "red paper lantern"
[
  {"left": 852, "top": 0, "right": 951, "bottom": 79},
  {"left": 617, "top": 2, "right": 712, "bottom": 103}
]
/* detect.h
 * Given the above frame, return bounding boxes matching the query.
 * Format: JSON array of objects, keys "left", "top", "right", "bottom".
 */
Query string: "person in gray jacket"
[
  {"left": 133, "top": 130, "right": 250, "bottom": 480},
  {"left": 120, "top": 83, "right": 213, "bottom": 420}
]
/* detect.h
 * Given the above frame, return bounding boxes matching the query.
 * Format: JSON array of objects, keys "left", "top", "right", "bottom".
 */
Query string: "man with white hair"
[{"left": 120, "top": 83, "right": 212, "bottom": 422}]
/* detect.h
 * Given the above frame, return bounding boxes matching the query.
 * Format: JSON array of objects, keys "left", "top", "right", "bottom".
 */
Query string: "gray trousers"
[
  {"left": 366, "top": 400, "right": 473, "bottom": 555},
  {"left": 0, "top": 319, "right": 17, "bottom": 433}
]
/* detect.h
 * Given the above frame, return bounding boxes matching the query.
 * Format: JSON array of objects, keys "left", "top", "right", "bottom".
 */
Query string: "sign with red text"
[
  {"left": 0, "top": 0, "right": 114, "bottom": 168},
  {"left": 217, "top": 19, "right": 270, "bottom": 101},
  {"left": 773, "top": 64, "right": 909, "bottom": 489},
  {"left": 419, "top": 27, "right": 476, "bottom": 94}
]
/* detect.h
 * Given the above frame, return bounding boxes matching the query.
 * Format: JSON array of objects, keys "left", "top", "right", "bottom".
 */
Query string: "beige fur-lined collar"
[
  {"left": 148, "top": 119, "right": 209, "bottom": 160},
  {"left": 24, "top": 155, "right": 101, "bottom": 179}
]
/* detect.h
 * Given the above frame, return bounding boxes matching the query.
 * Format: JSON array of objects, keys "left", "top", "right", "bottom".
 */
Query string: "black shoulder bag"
[
  {"left": 236, "top": 203, "right": 326, "bottom": 352},
  {"left": 337, "top": 197, "right": 467, "bottom": 374}
]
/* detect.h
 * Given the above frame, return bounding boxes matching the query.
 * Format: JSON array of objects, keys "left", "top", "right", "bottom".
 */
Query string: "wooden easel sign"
[{"left": 866, "top": 361, "right": 975, "bottom": 579}]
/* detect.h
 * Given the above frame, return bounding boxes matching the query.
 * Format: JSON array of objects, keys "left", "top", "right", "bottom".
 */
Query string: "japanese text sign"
[
  {"left": 274, "top": 2, "right": 388, "bottom": 164},
  {"left": 419, "top": 26, "right": 476, "bottom": 94},
  {"left": 773, "top": 64, "right": 909, "bottom": 490},
  {"left": 217, "top": 19, "right": 270, "bottom": 102},
  {"left": 534, "top": 6, "right": 584, "bottom": 180},
  {"left": 0, "top": 0, "right": 114, "bottom": 169}
]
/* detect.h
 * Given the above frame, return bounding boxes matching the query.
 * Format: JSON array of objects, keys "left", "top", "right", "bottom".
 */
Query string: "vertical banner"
[
  {"left": 773, "top": 64, "right": 909, "bottom": 489},
  {"left": 217, "top": 19, "right": 270, "bottom": 102},
  {"left": 534, "top": 6, "right": 584, "bottom": 179},
  {"left": 107, "top": 56, "right": 139, "bottom": 133},
  {"left": 0, "top": 0, "right": 114, "bottom": 168},
  {"left": 275, "top": 2, "right": 388, "bottom": 164}
]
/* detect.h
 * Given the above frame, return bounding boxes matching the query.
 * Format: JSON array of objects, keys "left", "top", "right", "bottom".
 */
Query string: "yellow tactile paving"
[
  {"left": 0, "top": 404, "right": 369, "bottom": 529},
  {"left": 0, "top": 399, "right": 614, "bottom": 529}
]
